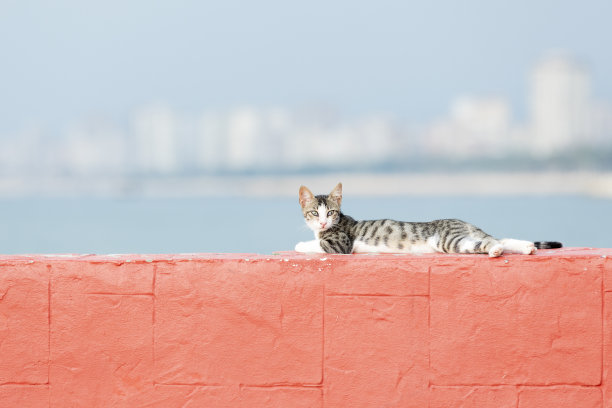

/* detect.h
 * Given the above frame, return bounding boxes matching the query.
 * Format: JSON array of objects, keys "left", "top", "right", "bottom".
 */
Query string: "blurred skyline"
[
  {"left": 2, "top": 1, "right": 612, "bottom": 199},
  {"left": 2, "top": 0, "right": 612, "bottom": 134},
  {"left": 1, "top": 51, "right": 611, "bottom": 180}
]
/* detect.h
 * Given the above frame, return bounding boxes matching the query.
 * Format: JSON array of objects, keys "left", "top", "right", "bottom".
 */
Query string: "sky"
[{"left": 1, "top": 0, "right": 612, "bottom": 135}]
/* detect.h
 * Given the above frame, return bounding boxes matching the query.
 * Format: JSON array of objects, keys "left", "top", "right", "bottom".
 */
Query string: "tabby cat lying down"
[{"left": 294, "top": 183, "right": 561, "bottom": 257}]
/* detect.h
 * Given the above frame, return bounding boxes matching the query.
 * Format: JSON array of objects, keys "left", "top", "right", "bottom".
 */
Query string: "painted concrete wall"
[{"left": 0, "top": 248, "right": 611, "bottom": 407}]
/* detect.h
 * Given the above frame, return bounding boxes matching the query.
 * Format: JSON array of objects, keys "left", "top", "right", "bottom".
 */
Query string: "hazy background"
[
  {"left": 1, "top": 1, "right": 611, "bottom": 253},
  {"left": 3, "top": 0, "right": 612, "bottom": 128}
]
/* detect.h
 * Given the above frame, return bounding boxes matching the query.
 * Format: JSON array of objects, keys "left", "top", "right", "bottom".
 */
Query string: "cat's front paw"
[
  {"left": 294, "top": 240, "right": 324, "bottom": 253},
  {"left": 295, "top": 241, "right": 309, "bottom": 252}
]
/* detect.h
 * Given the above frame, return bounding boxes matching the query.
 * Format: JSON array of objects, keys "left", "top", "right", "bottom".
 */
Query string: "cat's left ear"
[{"left": 329, "top": 182, "right": 342, "bottom": 207}]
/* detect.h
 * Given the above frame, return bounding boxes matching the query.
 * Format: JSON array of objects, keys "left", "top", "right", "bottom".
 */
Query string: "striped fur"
[{"left": 296, "top": 183, "right": 561, "bottom": 257}]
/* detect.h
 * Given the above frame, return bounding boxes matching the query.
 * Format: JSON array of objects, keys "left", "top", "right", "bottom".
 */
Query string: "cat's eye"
[
  {"left": 310, "top": 211, "right": 319, "bottom": 217},
  {"left": 327, "top": 210, "right": 336, "bottom": 216}
]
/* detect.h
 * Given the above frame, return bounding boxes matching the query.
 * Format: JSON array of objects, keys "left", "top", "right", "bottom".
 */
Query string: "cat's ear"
[
  {"left": 329, "top": 182, "right": 342, "bottom": 207},
  {"left": 299, "top": 185, "right": 315, "bottom": 209}
]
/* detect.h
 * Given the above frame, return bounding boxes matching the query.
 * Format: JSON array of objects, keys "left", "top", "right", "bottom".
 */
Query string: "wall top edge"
[{"left": 0, "top": 247, "right": 609, "bottom": 264}]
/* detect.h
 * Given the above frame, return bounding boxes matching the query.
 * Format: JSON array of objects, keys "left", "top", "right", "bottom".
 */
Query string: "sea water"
[{"left": 0, "top": 195, "right": 609, "bottom": 254}]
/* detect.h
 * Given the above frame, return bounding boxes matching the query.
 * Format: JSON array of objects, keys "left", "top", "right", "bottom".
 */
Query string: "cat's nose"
[{"left": 320, "top": 222, "right": 327, "bottom": 228}]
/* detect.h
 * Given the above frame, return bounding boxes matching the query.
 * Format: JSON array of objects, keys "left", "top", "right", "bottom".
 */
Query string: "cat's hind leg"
[
  {"left": 487, "top": 243, "right": 505, "bottom": 257},
  {"left": 461, "top": 238, "right": 535, "bottom": 257},
  {"left": 500, "top": 238, "right": 537, "bottom": 255},
  {"left": 457, "top": 236, "right": 504, "bottom": 257}
]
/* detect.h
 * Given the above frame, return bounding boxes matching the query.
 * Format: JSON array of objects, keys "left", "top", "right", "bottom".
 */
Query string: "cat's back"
[
  {"left": 351, "top": 218, "right": 412, "bottom": 252},
  {"left": 351, "top": 217, "right": 482, "bottom": 254}
]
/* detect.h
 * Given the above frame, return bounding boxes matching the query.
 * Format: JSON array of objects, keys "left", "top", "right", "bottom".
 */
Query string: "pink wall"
[{"left": 1, "top": 248, "right": 611, "bottom": 407}]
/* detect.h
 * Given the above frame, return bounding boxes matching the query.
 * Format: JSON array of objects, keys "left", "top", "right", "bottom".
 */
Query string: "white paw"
[
  {"left": 295, "top": 241, "right": 309, "bottom": 252},
  {"left": 488, "top": 244, "right": 504, "bottom": 258},
  {"left": 522, "top": 242, "right": 537, "bottom": 255},
  {"left": 295, "top": 240, "right": 324, "bottom": 253},
  {"left": 501, "top": 239, "right": 537, "bottom": 255}
]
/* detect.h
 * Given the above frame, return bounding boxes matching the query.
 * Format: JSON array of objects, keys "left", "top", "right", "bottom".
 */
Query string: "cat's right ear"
[
  {"left": 329, "top": 182, "right": 342, "bottom": 207},
  {"left": 299, "top": 185, "right": 315, "bottom": 209}
]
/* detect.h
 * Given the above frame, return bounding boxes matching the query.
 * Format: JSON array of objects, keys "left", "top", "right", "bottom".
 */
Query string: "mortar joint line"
[
  {"left": 46, "top": 263, "right": 52, "bottom": 407},
  {"left": 601, "top": 268, "right": 605, "bottom": 387},
  {"left": 427, "top": 265, "right": 432, "bottom": 391},
  {"left": 152, "top": 263, "right": 158, "bottom": 377}
]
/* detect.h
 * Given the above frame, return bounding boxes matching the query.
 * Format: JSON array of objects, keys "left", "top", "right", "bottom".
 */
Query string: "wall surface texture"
[{"left": 0, "top": 248, "right": 611, "bottom": 407}]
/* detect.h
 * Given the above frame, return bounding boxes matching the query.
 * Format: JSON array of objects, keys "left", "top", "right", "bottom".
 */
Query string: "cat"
[{"left": 294, "top": 182, "right": 562, "bottom": 257}]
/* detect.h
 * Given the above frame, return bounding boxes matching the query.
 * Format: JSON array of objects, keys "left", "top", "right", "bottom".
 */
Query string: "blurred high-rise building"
[
  {"left": 130, "top": 103, "right": 180, "bottom": 174},
  {"left": 197, "top": 111, "right": 228, "bottom": 172},
  {"left": 61, "top": 118, "right": 128, "bottom": 176},
  {"left": 529, "top": 52, "right": 592, "bottom": 156},
  {"left": 423, "top": 96, "right": 512, "bottom": 158},
  {"left": 223, "top": 107, "right": 289, "bottom": 171}
]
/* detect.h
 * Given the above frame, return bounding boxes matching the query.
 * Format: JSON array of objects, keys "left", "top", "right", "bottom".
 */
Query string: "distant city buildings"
[
  {"left": 0, "top": 51, "right": 611, "bottom": 178},
  {"left": 530, "top": 52, "right": 593, "bottom": 155},
  {"left": 426, "top": 51, "right": 612, "bottom": 159},
  {"left": 424, "top": 96, "right": 513, "bottom": 158}
]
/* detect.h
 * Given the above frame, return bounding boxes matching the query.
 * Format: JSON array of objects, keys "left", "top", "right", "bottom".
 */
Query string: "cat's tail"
[{"left": 534, "top": 241, "right": 563, "bottom": 249}]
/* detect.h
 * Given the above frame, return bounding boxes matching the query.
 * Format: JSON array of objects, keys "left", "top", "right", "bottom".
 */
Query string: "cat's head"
[{"left": 298, "top": 183, "right": 342, "bottom": 233}]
